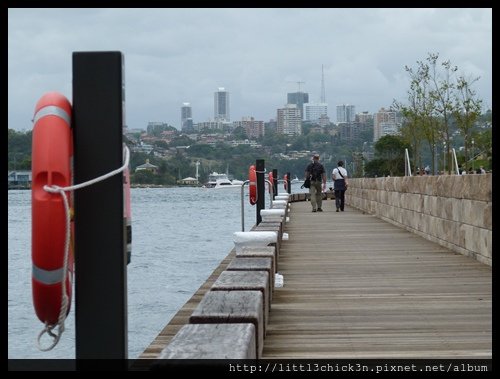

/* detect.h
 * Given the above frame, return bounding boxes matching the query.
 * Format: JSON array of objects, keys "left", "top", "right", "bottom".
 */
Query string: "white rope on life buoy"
[{"left": 37, "top": 145, "right": 130, "bottom": 351}]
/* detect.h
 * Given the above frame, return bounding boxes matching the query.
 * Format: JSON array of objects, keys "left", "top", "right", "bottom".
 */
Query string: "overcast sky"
[{"left": 8, "top": 8, "right": 492, "bottom": 131}]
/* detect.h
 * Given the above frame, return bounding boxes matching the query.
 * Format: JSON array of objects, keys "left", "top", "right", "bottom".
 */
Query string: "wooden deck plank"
[{"left": 262, "top": 201, "right": 491, "bottom": 359}]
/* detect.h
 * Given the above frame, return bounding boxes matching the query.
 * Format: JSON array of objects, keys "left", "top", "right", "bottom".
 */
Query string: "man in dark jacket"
[{"left": 305, "top": 153, "right": 326, "bottom": 212}]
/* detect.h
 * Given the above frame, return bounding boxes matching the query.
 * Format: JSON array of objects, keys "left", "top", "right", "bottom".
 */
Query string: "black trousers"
[{"left": 334, "top": 190, "right": 345, "bottom": 211}]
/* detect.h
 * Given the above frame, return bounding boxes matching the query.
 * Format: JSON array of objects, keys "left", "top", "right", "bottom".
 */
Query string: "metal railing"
[
  {"left": 405, "top": 148, "right": 412, "bottom": 176},
  {"left": 240, "top": 178, "right": 274, "bottom": 231},
  {"left": 452, "top": 148, "right": 460, "bottom": 175}
]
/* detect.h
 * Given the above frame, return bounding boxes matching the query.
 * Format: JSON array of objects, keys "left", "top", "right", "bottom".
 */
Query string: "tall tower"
[
  {"left": 181, "top": 102, "right": 192, "bottom": 131},
  {"left": 214, "top": 87, "right": 230, "bottom": 122}
]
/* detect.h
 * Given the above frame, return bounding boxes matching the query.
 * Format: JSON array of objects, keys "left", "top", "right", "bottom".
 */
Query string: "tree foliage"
[
  {"left": 394, "top": 52, "right": 489, "bottom": 174},
  {"left": 8, "top": 129, "right": 32, "bottom": 170},
  {"left": 372, "top": 135, "right": 409, "bottom": 176},
  {"left": 453, "top": 75, "right": 482, "bottom": 166}
]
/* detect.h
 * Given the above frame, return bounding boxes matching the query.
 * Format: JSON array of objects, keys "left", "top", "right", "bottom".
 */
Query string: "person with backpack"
[
  {"left": 332, "top": 160, "right": 349, "bottom": 212},
  {"left": 304, "top": 153, "right": 326, "bottom": 212}
]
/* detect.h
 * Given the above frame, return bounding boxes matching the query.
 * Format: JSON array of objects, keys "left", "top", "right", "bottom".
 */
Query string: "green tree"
[
  {"left": 261, "top": 129, "right": 288, "bottom": 153},
  {"left": 472, "top": 128, "right": 491, "bottom": 169},
  {"left": 309, "top": 132, "right": 330, "bottom": 143},
  {"left": 130, "top": 152, "right": 152, "bottom": 171},
  {"left": 358, "top": 128, "right": 373, "bottom": 143},
  {"left": 213, "top": 142, "right": 233, "bottom": 160},
  {"left": 364, "top": 158, "right": 386, "bottom": 177},
  {"left": 428, "top": 53, "right": 457, "bottom": 173},
  {"left": 301, "top": 123, "right": 312, "bottom": 136},
  {"left": 373, "top": 135, "right": 409, "bottom": 176},
  {"left": 170, "top": 135, "right": 195, "bottom": 147},
  {"left": 187, "top": 144, "right": 215, "bottom": 159},
  {"left": 395, "top": 58, "right": 440, "bottom": 174},
  {"left": 453, "top": 75, "right": 482, "bottom": 167},
  {"left": 231, "top": 126, "right": 248, "bottom": 140},
  {"left": 153, "top": 140, "right": 169, "bottom": 149},
  {"left": 289, "top": 136, "right": 307, "bottom": 151},
  {"left": 132, "top": 170, "right": 156, "bottom": 184},
  {"left": 8, "top": 129, "right": 32, "bottom": 170}
]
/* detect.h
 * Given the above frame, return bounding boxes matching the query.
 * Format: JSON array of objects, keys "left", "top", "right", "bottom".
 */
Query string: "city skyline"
[{"left": 8, "top": 8, "right": 492, "bottom": 131}]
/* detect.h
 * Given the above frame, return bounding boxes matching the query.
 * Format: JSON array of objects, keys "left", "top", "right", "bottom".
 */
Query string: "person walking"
[
  {"left": 332, "top": 160, "right": 348, "bottom": 212},
  {"left": 304, "top": 153, "right": 326, "bottom": 212}
]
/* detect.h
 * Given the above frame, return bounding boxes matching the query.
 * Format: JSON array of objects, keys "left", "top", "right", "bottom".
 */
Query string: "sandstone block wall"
[{"left": 346, "top": 174, "right": 492, "bottom": 266}]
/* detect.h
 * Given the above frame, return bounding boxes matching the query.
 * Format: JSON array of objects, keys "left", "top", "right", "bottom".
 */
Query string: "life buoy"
[
  {"left": 124, "top": 166, "right": 132, "bottom": 264},
  {"left": 32, "top": 92, "right": 74, "bottom": 326},
  {"left": 249, "top": 165, "right": 257, "bottom": 205},
  {"left": 283, "top": 174, "right": 288, "bottom": 191}
]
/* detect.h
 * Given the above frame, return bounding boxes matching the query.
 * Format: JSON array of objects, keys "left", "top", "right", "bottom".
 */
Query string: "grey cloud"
[{"left": 8, "top": 8, "right": 492, "bottom": 130}]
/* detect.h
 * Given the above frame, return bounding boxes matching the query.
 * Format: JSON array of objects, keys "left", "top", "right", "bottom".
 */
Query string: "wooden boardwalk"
[
  {"left": 139, "top": 199, "right": 491, "bottom": 361},
  {"left": 262, "top": 201, "right": 492, "bottom": 358}
]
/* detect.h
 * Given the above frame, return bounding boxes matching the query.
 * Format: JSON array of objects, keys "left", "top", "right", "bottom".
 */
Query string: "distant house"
[
  {"left": 178, "top": 176, "right": 199, "bottom": 185},
  {"left": 135, "top": 159, "right": 158, "bottom": 174}
]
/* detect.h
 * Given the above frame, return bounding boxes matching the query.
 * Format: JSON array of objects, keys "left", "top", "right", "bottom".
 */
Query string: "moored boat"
[{"left": 203, "top": 172, "right": 243, "bottom": 189}]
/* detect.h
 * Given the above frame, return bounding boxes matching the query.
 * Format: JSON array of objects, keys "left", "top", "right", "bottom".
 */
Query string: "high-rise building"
[
  {"left": 336, "top": 104, "right": 356, "bottom": 123},
  {"left": 287, "top": 92, "right": 309, "bottom": 119},
  {"left": 355, "top": 111, "right": 373, "bottom": 124},
  {"left": 373, "top": 107, "right": 398, "bottom": 142},
  {"left": 214, "top": 87, "right": 230, "bottom": 122},
  {"left": 181, "top": 102, "right": 192, "bottom": 131},
  {"left": 233, "top": 117, "right": 265, "bottom": 139},
  {"left": 303, "top": 103, "right": 328, "bottom": 124},
  {"left": 277, "top": 104, "right": 302, "bottom": 136}
]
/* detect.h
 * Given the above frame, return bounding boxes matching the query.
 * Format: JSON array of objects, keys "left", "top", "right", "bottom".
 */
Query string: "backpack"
[{"left": 309, "top": 162, "right": 323, "bottom": 181}]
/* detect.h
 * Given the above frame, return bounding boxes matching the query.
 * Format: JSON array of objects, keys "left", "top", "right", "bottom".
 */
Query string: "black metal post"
[
  {"left": 73, "top": 51, "right": 127, "bottom": 360},
  {"left": 256, "top": 159, "right": 265, "bottom": 225},
  {"left": 272, "top": 168, "right": 278, "bottom": 200},
  {"left": 286, "top": 171, "right": 291, "bottom": 194}
]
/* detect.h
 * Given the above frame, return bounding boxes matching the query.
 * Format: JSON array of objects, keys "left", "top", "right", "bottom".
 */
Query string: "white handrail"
[
  {"left": 405, "top": 148, "right": 412, "bottom": 176},
  {"left": 452, "top": 148, "right": 460, "bottom": 175},
  {"left": 240, "top": 180, "right": 250, "bottom": 231}
]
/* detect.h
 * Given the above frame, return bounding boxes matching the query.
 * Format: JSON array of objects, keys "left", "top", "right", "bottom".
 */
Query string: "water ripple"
[{"left": 9, "top": 187, "right": 257, "bottom": 359}]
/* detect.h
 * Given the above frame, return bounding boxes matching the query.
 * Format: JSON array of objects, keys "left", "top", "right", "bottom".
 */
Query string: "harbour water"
[{"left": 8, "top": 186, "right": 297, "bottom": 359}]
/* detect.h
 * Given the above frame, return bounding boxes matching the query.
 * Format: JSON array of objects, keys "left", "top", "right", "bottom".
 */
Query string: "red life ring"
[
  {"left": 283, "top": 174, "right": 288, "bottom": 191},
  {"left": 32, "top": 92, "right": 74, "bottom": 326},
  {"left": 249, "top": 165, "right": 257, "bottom": 205}
]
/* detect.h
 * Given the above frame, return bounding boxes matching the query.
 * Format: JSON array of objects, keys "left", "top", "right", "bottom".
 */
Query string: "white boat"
[
  {"left": 213, "top": 179, "right": 243, "bottom": 189},
  {"left": 291, "top": 175, "right": 300, "bottom": 184},
  {"left": 203, "top": 172, "right": 243, "bottom": 189}
]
